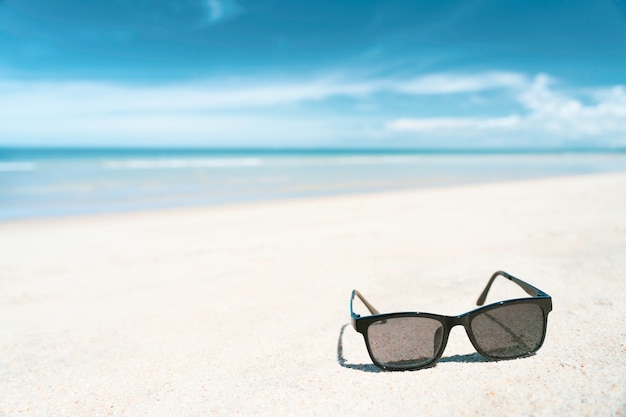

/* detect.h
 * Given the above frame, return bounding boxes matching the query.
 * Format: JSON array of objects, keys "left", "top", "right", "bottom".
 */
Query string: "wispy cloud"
[
  {"left": 206, "top": 0, "right": 224, "bottom": 22},
  {"left": 388, "top": 74, "right": 626, "bottom": 145},
  {"left": 0, "top": 71, "right": 526, "bottom": 116},
  {"left": 0, "top": 71, "right": 624, "bottom": 147},
  {"left": 519, "top": 75, "right": 626, "bottom": 136},
  {"left": 204, "top": 0, "right": 242, "bottom": 24},
  {"left": 389, "top": 115, "right": 522, "bottom": 131},
  {"left": 394, "top": 72, "right": 528, "bottom": 94}
]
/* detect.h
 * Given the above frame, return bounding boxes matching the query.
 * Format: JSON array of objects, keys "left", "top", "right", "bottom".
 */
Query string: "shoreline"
[
  {"left": 2, "top": 169, "right": 625, "bottom": 224},
  {"left": 3, "top": 149, "right": 626, "bottom": 222},
  {"left": 1, "top": 172, "right": 625, "bottom": 416}
]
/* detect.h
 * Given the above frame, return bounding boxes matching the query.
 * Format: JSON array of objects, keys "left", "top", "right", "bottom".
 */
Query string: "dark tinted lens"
[
  {"left": 367, "top": 317, "right": 444, "bottom": 369},
  {"left": 470, "top": 303, "right": 545, "bottom": 359}
]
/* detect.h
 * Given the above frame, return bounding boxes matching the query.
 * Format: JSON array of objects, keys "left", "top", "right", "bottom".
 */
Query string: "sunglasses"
[{"left": 350, "top": 271, "right": 552, "bottom": 371}]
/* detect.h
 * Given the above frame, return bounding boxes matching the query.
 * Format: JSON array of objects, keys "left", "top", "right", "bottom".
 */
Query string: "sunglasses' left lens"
[
  {"left": 367, "top": 316, "right": 444, "bottom": 369},
  {"left": 470, "top": 302, "right": 545, "bottom": 359}
]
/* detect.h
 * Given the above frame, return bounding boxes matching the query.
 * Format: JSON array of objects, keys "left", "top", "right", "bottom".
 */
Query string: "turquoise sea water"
[{"left": 1, "top": 148, "right": 626, "bottom": 220}]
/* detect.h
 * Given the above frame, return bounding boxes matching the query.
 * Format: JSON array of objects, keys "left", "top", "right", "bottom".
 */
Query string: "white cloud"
[
  {"left": 0, "top": 76, "right": 367, "bottom": 144},
  {"left": 395, "top": 72, "right": 528, "bottom": 94},
  {"left": 207, "top": 0, "right": 224, "bottom": 22},
  {"left": 204, "top": 0, "right": 242, "bottom": 24},
  {"left": 0, "top": 71, "right": 526, "bottom": 119},
  {"left": 388, "top": 74, "right": 626, "bottom": 145},
  {"left": 520, "top": 75, "right": 626, "bottom": 136},
  {"left": 388, "top": 115, "right": 521, "bottom": 131},
  {"left": 1, "top": 71, "right": 624, "bottom": 147}
]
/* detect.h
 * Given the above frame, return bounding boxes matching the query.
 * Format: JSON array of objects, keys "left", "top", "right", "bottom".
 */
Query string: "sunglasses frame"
[{"left": 350, "top": 271, "right": 552, "bottom": 371}]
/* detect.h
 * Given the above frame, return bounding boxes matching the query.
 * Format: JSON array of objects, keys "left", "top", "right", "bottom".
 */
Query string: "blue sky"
[{"left": 1, "top": 0, "right": 626, "bottom": 148}]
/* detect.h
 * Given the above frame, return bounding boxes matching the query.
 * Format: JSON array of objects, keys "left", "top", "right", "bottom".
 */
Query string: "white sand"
[{"left": 1, "top": 173, "right": 625, "bottom": 416}]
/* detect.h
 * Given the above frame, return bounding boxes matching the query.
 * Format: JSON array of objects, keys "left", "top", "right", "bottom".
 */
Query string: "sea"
[{"left": 1, "top": 147, "right": 626, "bottom": 221}]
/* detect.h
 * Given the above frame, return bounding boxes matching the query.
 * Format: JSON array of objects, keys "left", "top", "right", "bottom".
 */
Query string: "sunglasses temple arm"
[
  {"left": 351, "top": 290, "right": 380, "bottom": 316},
  {"left": 476, "top": 271, "right": 541, "bottom": 305}
]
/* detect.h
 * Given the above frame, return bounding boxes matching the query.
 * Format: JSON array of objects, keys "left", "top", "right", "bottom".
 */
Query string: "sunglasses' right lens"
[
  {"left": 367, "top": 317, "right": 444, "bottom": 369},
  {"left": 470, "top": 303, "right": 545, "bottom": 359}
]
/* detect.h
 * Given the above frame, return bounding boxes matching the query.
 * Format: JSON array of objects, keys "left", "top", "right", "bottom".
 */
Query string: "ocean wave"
[
  {"left": 269, "top": 155, "right": 426, "bottom": 166},
  {"left": 101, "top": 155, "right": 430, "bottom": 170},
  {"left": 0, "top": 162, "right": 37, "bottom": 172},
  {"left": 104, "top": 158, "right": 264, "bottom": 170}
]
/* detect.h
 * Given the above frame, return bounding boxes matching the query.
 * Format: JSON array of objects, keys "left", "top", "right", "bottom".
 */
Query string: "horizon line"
[{"left": 2, "top": 145, "right": 626, "bottom": 157}]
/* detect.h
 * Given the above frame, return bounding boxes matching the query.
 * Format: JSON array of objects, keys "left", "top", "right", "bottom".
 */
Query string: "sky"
[{"left": 1, "top": 0, "right": 626, "bottom": 149}]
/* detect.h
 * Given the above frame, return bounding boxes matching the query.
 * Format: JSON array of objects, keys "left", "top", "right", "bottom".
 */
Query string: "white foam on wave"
[
  {"left": 104, "top": 158, "right": 264, "bottom": 170},
  {"left": 0, "top": 162, "right": 37, "bottom": 172},
  {"left": 102, "top": 155, "right": 429, "bottom": 170},
  {"left": 270, "top": 155, "right": 426, "bottom": 166}
]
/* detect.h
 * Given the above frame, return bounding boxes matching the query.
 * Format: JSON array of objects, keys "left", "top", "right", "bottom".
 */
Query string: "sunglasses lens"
[
  {"left": 470, "top": 303, "right": 545, "bottom": 359},
  {"left": 367, "top": 317, "right": 444, "bottom": 369}
]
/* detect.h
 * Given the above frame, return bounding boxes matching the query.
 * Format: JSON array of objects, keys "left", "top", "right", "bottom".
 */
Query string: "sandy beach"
[{"left": 1, "top": 172, "right": 625, "bottom": 416}]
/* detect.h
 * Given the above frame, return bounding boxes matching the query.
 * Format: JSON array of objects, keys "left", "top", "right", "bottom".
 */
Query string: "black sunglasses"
[{"left": 350, "top": 271, "right": 552, "bottom": 371}]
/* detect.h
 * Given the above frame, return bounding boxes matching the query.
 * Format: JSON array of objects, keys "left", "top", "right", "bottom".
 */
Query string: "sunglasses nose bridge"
[{"left": 443, "top": 314, "right": 470, "bottom": 330}]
